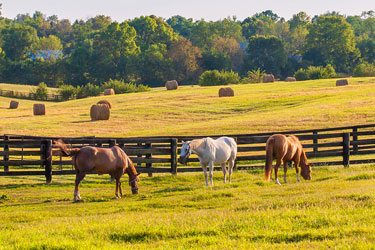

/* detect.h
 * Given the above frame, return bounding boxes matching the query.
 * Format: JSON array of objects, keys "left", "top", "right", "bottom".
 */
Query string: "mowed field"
[
  {"left": 1, "top": 78, "right": 375, "bottom": 249},
  {"left": 1, "top": 77, "right": 375, "bottom": 137}
]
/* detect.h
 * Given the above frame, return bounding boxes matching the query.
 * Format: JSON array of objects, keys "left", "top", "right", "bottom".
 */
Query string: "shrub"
[
  {"left": 76, "top": 83, "right": 101, "bottom": 99},
  {"left": 101, "top": 79, "right": 151, "bottom": 94},
  {"left": 58, "top": 85, "right": 77, "bottom": 101},
  {"left": 199, "top": 70, "right": 240, "bottom": 86},
  {"left": 33, "top": 82, "right": 48, "bottom": 100},
  {"left": 353, "top": 62, "right": 375, "bottom": 77},
  {"left": 294, "top": 68, "right": 309, "bottom": 81},
  {"left": 241, "top": 68, "right": 265, "bottom": 83},
  {"left": 294, "top": 64, "right": 336, "bottom": 81}
]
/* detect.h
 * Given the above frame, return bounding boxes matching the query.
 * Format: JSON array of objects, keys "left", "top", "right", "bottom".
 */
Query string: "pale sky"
[{"left": 1, "top": 0, "right": 374, "bottom": 22}]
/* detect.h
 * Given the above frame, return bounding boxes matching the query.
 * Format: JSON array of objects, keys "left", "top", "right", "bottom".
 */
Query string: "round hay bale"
[
  {"left": 90, "top": 104, "right": 110, "bottom": 121},
  {"left": 218, "top": 87, "right": 234, "bottom": 97},
  {"left": 263, "top": 74, "right": 275, "bottom": 83},
  {"left": 9, "top": 100, "right": 19, "bottom": 109},
  {"left": 336, "top": 79, "right": 349, "bottom": 86},
  {"left": 33, "top": 104, "right": 46, "bottom": 116},
  {"left": 285, "top": 77, "right": 296, "bottom": 82},
  {"left": 97, "top": 100, "right": 112, "bottom": 109},
  {"left": 104, "top": 88, "right": 115, "bottom": 95},
  {"left": 165, "top": 80, "right": 178, "bottom": 90}
]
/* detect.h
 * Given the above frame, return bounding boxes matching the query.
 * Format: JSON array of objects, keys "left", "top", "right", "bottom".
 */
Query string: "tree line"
[{"left": 0, "top": 5, "right": 375, "bottom": 88}]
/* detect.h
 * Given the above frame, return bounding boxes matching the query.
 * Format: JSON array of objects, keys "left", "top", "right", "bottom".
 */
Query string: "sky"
[{"left": 1, "top": 0, "right": 374, "bottom": 22}]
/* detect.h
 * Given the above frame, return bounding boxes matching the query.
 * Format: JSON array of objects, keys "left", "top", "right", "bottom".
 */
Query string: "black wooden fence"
[
  {"left": 0, "top": 89, "right": 63, "bottom": 102},
  {"left": 1, "top": 123, "right": 375, "bottom": 183}
]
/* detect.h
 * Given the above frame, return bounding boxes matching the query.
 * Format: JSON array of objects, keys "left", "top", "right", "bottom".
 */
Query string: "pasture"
[
  {"left": 1, "top": 77, "right": 375, "bottom": 137},
  {"left": 1, "top": 78, "right": 375, "bottom": 249},
  {"left": 0, "top": 165, "right": 375, "bottom": 249}
]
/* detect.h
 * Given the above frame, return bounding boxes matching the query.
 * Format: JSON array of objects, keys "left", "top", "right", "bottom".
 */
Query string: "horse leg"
[
  {"left": 228, "top": 159, "right": 234, "bottom": 183},
  {"left": 201, "top": 163, "right": 209, "bottom": 186},
  {"left": 221, "top": 163, "right": 227, "bottom": 183},
  {"left": 115, "top": 178, "right": 119, "bottom": 198},
  {"left": 275, "top": 159, "right": 282, "bottom": 185},
  {"left": 74, "top": 172, "right": 86, "bottom": 201},
  {"left": 294, "top": 159, "right": 301, "bottom": 182},
  {"left": 208, "top": 161, "right": 214, "bottom": 186},
  {"left": 283, "top": 161, "right": 288, "bottom": 183}
]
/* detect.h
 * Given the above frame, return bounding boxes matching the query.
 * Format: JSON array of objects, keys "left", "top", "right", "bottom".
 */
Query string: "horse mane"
[
  {"left": 53, "top": 139, "right": 71, "bottom": 157},
  {"left": 300, "top": 149, "right": 309, "bottom": 167},
  {"left": 189, "top": 138, "right": 205, "bottom": 151}
]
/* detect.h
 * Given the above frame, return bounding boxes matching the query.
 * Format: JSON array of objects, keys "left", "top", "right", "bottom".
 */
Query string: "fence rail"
[
  {"left": 0, "top": 89, "right": 63, "bottom": 102},
  {"left": 1, "top": 123, "right": 375, "bottom": 182}
]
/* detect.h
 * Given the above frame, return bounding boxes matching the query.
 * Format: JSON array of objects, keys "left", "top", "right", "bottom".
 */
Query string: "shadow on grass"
[
  {"left": 110, "top": 230, "right": 218, "bottom": 243},
  {"left": 71, "top": 120, "right": 94, "bottom": 124}
]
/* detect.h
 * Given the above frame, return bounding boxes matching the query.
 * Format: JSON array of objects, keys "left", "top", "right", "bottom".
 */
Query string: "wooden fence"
[
  {"left": 1, "top": 123, "right": 375, "bottom": 183},
  {"left": 0, "top": 89, "right": 63, "bottom": 102}
]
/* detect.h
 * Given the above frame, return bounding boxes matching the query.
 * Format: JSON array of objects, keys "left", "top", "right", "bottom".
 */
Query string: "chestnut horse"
[
  {"left": 53, "top": 140, "right": 140, "bottom": 201},
  {"left": 264, "top": 134, "right": 312, "bottom": 184}
]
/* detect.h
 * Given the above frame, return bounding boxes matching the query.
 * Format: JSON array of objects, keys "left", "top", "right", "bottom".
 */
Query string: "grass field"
[
  {"left": 0, "top": 83, "right": 58, "bottom": 94},
  {"left": 0, "top": 165, "right": 375, "bottom": 249},
  {"left": 1, "top": 77, "right": 375, "bottom": 137},
  {"left": 1, "top": 78, "right": 375, "bottom": 249}
]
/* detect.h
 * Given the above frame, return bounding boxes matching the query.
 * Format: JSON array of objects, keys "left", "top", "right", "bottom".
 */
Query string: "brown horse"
[
  {"left": 53, "top": 140, "right": 141, "bottom": 201},
  {"left": 264, "top": 134, "right": 312, "bottom": 184}
]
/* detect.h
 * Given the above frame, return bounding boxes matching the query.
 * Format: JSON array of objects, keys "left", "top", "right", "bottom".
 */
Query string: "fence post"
[
  {"left": 137, "top": 142, "right": 142, "bottom": 169},
  {"left": 352, "top": 127, "right": 358, "bottom": 153},
  {"left": 313, "top": 131, "right": 318, "bottom": 154},
  {"left": 43, "top": 140, "right": 53, "bottom": 184},
  {"left": 171, "top": 138, "right": 178, "bottom": 175},
  {"left": 108, "top": 139, "right": 116, "bottom": 148},
  {"left": 146, "top": 143, "right": 152, "bottom": 177},
  {"left": 3, "top": 136, "right": 9, "bottom": 172},
  {"left": 343, "top": 133, "right": 350, "bottom": 168}
]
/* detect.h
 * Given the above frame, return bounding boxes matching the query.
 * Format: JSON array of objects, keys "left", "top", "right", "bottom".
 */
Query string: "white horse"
[{"left": 178, "top": 137, "right": 237, "bottom": 186}]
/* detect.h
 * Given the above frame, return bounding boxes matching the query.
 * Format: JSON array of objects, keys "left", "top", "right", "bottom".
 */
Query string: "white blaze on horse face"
[{"left": 180, "top": 142, "right": 191, "bottom": 158}]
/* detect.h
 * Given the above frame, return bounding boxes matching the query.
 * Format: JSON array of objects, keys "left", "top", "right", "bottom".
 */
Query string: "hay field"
[{"left": 1, "top": 77, "right": 375, "bottom": 137}]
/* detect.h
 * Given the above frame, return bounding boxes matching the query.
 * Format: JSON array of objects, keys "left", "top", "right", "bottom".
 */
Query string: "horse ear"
[{"left": 182, "top": 140, "right": 185, "bottom": 143}]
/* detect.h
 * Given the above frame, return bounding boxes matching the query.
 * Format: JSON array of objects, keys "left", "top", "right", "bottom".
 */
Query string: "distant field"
[
  {"left": 0, "top": 83, "right": 58, "bottom": 94},
  {"left": 0, "top": 165, "right": 375, "bottom": 249},
  {"left": 1, "top": 77, "right": 375, "bottom": 137}
]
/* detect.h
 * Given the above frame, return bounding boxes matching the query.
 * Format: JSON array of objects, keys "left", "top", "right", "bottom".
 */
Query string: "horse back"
[{"left": 75, "top": 146, "right": 126, "bottom": 174}]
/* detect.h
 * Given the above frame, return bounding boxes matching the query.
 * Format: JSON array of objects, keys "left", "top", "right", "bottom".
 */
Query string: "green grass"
[
  {"left": 1, "top": 77, "right": 375, "bottom": 137},
  {"left": 0, "top": 83, "right": 58, "bottom": 94},
  {"left": 1, "top": 165, "right": 375, "bottom": 249}
]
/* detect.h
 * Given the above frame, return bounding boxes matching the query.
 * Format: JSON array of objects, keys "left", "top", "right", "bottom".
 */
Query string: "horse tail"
[{"left": 264, "top": 137, "right": 274, "bottom": 181}]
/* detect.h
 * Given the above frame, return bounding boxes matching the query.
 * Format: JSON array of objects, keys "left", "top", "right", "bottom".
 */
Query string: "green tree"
[
  {"left": 91, "top": 21, "right": 140, "bottom": 82},
  {"left": 303, "top": 16, "right": 360, "bottom": 72},
  {"left": 1, "top": 23, "right": 38, "bottom": 61},
  {"left": 357, "top": 37, "right": 375, "bottom": 63},
  {"left": 244, "top": 35, "right": 287, "bottom": 77},
  {"left": 129, "top": 16, "right": 178, "bottom": 51},
  {"left": 166, "top": 15, "right": 194, "bottom": 39}
]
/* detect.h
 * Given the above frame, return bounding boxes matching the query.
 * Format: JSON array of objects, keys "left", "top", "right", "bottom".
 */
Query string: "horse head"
[
  {"left": 178, "top": 141, "right": 191, "bottom": 165},
  {"left": 52, "top": 139, "right": 70, "bottom": 157},
  {"left": 301, "top": 163, "right": 312, "bottom": 180},
  {"left": 129, "top": 172, "right": 141, "bottom": 194}
]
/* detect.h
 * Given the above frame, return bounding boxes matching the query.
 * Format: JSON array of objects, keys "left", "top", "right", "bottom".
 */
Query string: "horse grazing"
[
  {"left": 53, "top": 140, "right": 141, "bottom": 201},
  {"left": 264, "top": 134, "right": 312, "bottom": 185},
  {"left": 178, "top": 137, "right": 237, "bottom": 186}
]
